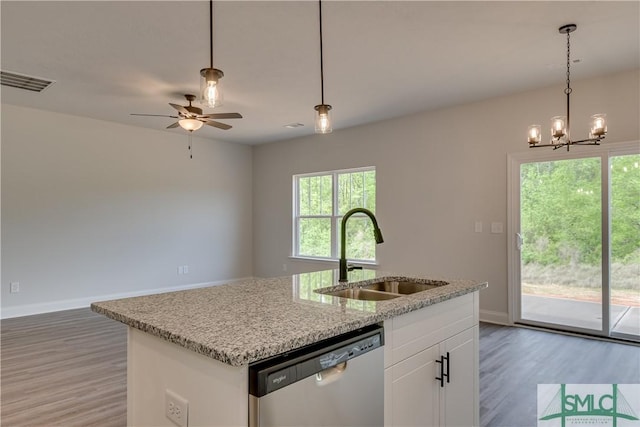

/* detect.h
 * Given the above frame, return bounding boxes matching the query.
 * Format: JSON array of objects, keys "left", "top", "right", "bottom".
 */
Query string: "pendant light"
[
  {"left": 200, "top": 0, "right": 224, "bottom": 108},
  {"left": 314, "top": 0, "right": 332, "bottom": 134},
  {"left": 528, "top": 24, "right": 607, "bottom": 151}
]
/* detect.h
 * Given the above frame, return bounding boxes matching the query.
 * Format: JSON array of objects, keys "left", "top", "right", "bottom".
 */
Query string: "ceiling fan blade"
[
  {"left": 169, "top": 103, "right": 190, "bottom": 115},
  {"left": 204, "top": 120, "right": 232, "bottom": 130},
  {"left": 199, "top": 112, "right": 243, "bottom": 119},
  {"left": 166, "top": 122, "right": 180, "bottom": 129},
  {"left": 131, "top": 113, "right": 179, "bottom": 118}
]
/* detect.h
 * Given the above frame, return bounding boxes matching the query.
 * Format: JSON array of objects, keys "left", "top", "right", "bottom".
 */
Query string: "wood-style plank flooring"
[
  {"left": 1, "top": 309, "right": 638, "bottom": 426},
  {"left": 479, "top": 323, "right": 639, "bottom": 427},
  {"left": 1, "top": 308, "right": 127, "bottom": 426}
]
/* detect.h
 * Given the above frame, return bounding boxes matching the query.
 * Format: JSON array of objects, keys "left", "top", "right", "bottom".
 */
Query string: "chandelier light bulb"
[
  {"left": 590, "top": 114, "right": 607, "bottom": 137},
  {"left": 528, "top": 125, "right": 541, "bottom": 145},
  {"left": 551, "top": 116, "right": 567, "bottom": 140}
]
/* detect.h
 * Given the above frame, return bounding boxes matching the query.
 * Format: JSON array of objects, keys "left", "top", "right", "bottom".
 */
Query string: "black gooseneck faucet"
[{"left": 339, "top": 208, "right": 384, "bottom": 282}]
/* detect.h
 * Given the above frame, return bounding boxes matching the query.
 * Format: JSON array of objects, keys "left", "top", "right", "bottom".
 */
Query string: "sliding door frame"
[{"left": 507, "top": 140, "right": 639, "bottom": 339}]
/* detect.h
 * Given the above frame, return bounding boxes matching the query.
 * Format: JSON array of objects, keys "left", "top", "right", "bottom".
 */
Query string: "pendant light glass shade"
[
  {"left": 528, "top": 125, "right": 541, "bottom": 145},
  {"left": 590, "top": 114, "right": 607, "bottom": 137},
  {"left": 200, "top": 68, "right": 224, "bottom": 108},
  {"left": 551, "top": 116, "right": 567, "bottom": 140},
  {"left": 179, "top": 118, "right": 204, "bottom": 132},
  {"left": 314, "top": 104, "right": 332, "bottom": 134}
]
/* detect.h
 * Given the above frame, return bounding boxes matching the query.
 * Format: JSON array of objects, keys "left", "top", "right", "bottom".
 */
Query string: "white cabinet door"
[
  {"left": 440, "top": 326, "right": 479, "bottom": 427},
  {"left": 385, "top": 344, "right": 440, "bottom": 427}
]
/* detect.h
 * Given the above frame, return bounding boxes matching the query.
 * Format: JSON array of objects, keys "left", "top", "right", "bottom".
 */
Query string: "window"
[{"left": 293, "top": 167, "right": 377, "bottom": 262}]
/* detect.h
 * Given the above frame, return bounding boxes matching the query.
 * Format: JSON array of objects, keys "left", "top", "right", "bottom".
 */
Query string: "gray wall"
[
  {"left": 252, "top": 69, "right": 640, "bottom": 322},
  {"left": 2, "top": 69, "right": 638, "bottom": 320},
  {"left": 1, "top": 104, "right": 253, "bottom": 317}
]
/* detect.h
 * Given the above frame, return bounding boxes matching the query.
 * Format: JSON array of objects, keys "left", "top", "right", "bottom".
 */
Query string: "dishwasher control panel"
[{"left": 249, "top": 325, "right": 384, "bottom": 397}]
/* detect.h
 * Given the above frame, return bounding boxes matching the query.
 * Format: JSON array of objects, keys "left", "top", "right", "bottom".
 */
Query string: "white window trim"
[{"left": 292, "top": 166, "right": 377, "bottom": 262}]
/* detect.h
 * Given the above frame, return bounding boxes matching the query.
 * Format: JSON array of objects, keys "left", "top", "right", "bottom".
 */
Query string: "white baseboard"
[
  {"left": 479, "top": 309, "right": 511, "bottom": 325},
  {"left": 0, "top": 277, "right": 254, "bottom": 319}
]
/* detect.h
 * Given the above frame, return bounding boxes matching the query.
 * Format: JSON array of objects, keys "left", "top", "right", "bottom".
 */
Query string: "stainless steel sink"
[
  {"left": 323, "top": 288, "right": 401, "bottom": 301},
  {"left": 362, "top": 280, "right": 444, "bottom": 294},
  {"left": 319, "top": 279, "right": 448, "bottom": 301}
]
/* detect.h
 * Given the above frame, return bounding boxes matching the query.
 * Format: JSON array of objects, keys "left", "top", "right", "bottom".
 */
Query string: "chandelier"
[{"left": 528, "top": 24, "right": 607, "bottom": 151}]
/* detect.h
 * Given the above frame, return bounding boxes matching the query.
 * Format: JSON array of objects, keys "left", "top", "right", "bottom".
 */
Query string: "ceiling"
[{"left": 1, "top": 1, "right": 638, "bottom": 145}]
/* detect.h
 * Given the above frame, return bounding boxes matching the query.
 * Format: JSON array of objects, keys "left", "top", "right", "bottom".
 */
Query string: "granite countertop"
[{"left": 91, "top": 269, "right": 487, "bottom": 367}]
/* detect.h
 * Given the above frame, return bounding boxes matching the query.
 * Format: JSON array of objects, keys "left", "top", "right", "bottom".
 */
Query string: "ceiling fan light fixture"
[
  {"left": 178, "top": 118, "right": 204, "bottom": 132},
  {"left": 200, "top": 67, "right": 224, "bottom": 108},
  {"left": 314, "top": 104, "right": 332, "bottom": 134}
]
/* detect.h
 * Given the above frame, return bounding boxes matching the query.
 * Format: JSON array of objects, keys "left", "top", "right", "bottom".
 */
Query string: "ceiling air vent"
[{"left": 1, "top": 70, "right": 55, "bottom": 92}]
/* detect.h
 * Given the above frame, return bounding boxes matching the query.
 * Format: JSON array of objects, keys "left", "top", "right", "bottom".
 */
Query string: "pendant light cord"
[
  {"left": 209, "top": 0, "right": 214, "bottom": 68},
  {"left": 319, "top": 0, "right": 325, "bottom": 104},
  {"left": 565, "top": 29, "right": 572, "bottom": 141}
]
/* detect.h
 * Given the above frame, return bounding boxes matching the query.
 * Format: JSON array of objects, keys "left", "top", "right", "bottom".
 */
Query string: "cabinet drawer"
[{"left": 384, "top": 292, "right": 478, "bottom": 367}]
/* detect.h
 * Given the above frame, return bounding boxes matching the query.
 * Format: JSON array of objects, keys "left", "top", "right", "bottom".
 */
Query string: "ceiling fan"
[{"left": 131, "top": 94, "right": 242, "bottom": 132}]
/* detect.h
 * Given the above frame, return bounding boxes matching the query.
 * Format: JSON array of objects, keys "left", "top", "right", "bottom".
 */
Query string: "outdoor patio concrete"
[{"left": 521, "top": 295, "right": 639, "bottom": 337}]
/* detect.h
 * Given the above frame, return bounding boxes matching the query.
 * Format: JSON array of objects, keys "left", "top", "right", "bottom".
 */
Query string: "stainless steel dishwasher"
[{"left": 248, "top": 324, "right": 384, "bottom": 427}]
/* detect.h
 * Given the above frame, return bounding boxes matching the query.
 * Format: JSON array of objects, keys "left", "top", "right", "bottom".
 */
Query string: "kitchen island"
[{"left": 92, "top": 269, "right": 487, "bottom": 426}]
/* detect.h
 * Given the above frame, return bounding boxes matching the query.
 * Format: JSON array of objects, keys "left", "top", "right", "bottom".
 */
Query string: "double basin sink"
[{"left": 318, "top": 279, "right": 448, "bottom": 301}]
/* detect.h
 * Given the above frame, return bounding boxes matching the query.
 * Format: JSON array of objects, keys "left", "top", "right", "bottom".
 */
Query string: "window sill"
[{"left": 288, "top": 256, "right": 379, "bottom": 268}]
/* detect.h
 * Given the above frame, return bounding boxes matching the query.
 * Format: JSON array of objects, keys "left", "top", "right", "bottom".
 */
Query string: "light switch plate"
[
  {"left": 491, "top": 222, "right": 504, "bottom": 234},
  {"left": 474, "top": 221, "right": 483, "bottom": 233}
]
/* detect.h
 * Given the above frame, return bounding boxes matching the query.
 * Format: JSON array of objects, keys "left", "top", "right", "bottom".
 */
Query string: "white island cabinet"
[
  {"left": 91, "top": 270, "right": 486, "bottom": 427},
  {"left": 384, "top": 292, "right": 479, "bottom": 427}
]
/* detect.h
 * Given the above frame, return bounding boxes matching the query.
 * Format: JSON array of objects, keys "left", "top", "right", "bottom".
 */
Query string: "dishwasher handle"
[{"left": 315, "top": 361, "right": 347, "bottom": 386}]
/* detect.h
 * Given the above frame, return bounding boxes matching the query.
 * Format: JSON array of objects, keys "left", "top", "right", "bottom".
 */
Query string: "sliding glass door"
[
  {"left": 520, "top": 157, "right": 604, "bottom": 331},
  {"left": 610, "top": 154, "right": 640, "bottom": 338},
  {"left": 510, "top": 143, "right": 639, "bottom": 341}
]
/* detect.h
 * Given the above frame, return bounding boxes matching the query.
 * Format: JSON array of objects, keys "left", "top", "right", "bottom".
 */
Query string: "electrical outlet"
[
  {"left": 10, "top": 282, "right": 20, "bottom": 293},
  {"left": 183, "top": 265, "right": 189, "bottom": 274},
  {"left": 491, "top": 222, "right": 504, "bottom": 234},
  {"left": 165, "top": 389, "right": 188, "bottom": 427},
  {"left": 177, "top": 266, "right": 184, "bottom": 275}
]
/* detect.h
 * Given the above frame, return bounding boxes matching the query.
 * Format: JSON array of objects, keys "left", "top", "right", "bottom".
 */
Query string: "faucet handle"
[{"left": 347, "top": 264, "right": 363, "bottom": 272}]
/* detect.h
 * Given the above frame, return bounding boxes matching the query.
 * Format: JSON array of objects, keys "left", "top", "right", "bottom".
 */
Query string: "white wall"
[
  {"left": 252, "top": 69, "right": 640, "bottom": 323},
  {"left": 1, "top": 104, "right": 253, "bottom": 318}
]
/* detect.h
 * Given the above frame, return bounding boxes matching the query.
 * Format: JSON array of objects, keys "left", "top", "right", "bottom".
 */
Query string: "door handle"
[
  {"left": 516, "top": 233, "right": 523, "bottom": 251},
  {"left": 444, "top": 351, "right": 450, "bottom": 383},
  {"left": 435, "top": 353, "right": 450, "bottom": 388}
]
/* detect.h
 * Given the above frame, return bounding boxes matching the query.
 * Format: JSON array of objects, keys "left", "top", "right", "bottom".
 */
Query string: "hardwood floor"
[
  {"left": 1, "top": 308, "right": 127, "bottom": 426},
  {"left": 479, "top": 323, "right": 640, "bottom": 427},
  {"left": 1, "top": 309, "right": 638, "bottom": 426}
]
